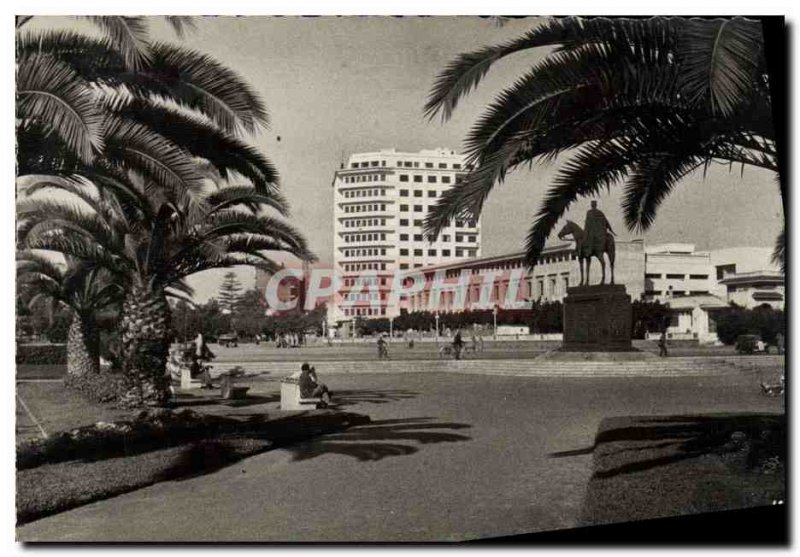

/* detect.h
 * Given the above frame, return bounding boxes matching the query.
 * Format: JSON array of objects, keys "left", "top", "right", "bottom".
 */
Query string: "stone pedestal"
[{"left": 562, "top": 284, "right": 632, "bottom": 351}]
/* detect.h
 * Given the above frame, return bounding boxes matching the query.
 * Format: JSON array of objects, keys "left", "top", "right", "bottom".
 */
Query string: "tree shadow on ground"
[
  {"left": 171, "top": 393, "right": 280, "bottom": 409},
  {"left": 328, "top": 388, "right": 420, "bottom": 408},
  {"left": 549, "top": 413, "right": 785, "bottom": 479},
  {"left": 280, "top": 416, "right": 472, "bottom": 462}
]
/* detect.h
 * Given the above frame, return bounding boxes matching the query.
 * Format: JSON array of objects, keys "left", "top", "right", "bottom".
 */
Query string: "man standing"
[{"left": 583, "top": 200, "right": 615, "bottom": 256}]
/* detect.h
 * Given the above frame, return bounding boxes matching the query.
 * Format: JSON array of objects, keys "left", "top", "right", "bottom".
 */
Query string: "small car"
[{"left": 218, "top": 333, "right": 239, "bottom": 348}]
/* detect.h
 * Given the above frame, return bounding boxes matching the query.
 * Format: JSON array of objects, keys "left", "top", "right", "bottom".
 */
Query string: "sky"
[{"left": 27, "top": 16, "right": 786, "bottom": 302}]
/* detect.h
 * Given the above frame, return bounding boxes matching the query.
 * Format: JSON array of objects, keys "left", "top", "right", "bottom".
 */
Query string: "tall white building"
[{"left": 331, "top": 148, "right": 481, "bottom": 322}]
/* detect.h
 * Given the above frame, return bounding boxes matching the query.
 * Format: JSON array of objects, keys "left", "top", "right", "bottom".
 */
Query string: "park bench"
[
  {"left": 280, "top": 371, "right": 323, "bottom": 410},
  {"left": 220, "top": 368, "right": 250, "bottom": 400}
]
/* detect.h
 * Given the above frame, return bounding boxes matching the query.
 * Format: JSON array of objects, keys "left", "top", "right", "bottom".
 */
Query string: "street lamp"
[
  {"left": 434, "top": 312, "right": 440, "bottom": 349},
  {"left": 493, "top": 305, "right": 498, "bottom": 341},
  {"left": 389, "top": 317, "right": 394, "bottom": 341}
]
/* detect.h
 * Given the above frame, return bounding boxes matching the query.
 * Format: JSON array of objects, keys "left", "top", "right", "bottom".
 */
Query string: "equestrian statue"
[{"left": 557, "top": 200, "right": 616, "bottom": 286}]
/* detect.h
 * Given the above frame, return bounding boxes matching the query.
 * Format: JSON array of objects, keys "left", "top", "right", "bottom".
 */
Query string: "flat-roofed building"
[{"left": 331, "top": 148, "right": 481, "bottom": 322}]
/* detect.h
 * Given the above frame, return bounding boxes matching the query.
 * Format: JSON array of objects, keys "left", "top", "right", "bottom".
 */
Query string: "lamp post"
[
  {"left": 389, "top": 317, "right": 394, "bottom": 341},
  {"left": 434, "top": 312, "right": 440, "bottom": 349},
  {"left": 493, "top": 305, "right": 498, "bottom": 341}
]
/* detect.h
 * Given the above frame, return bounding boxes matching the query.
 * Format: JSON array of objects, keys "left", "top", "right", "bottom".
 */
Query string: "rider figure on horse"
[{"left": 583, "top": 200, "right": 615, "bottom": 258}]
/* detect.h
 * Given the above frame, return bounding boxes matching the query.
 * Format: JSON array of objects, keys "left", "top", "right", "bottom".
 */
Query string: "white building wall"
[{"left": 332, "top": 148, "right": 481, "bottom": 322}]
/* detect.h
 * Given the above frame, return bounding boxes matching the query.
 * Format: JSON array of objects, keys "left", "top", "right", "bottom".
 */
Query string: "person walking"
[
  {"left": 192, "top": 333, "right": 216, "bottom": 388},
  {"left": 453, "top": 330, "right": 464, "bottom": 360},
  {"left": 377, "top": 334, "right": 389, "bottom": 359},
  {"left": 658, "top": 330, "right": 668, "bottom": 358}
]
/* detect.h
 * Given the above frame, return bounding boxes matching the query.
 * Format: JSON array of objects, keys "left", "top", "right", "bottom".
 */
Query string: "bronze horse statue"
[{"left": 557, "top": 220, "right": 616, "bottom": 286}]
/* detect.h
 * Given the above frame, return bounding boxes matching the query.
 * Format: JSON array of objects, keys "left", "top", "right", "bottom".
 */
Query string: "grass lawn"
[
  {"left": 16, "top": 379, "right": 369, "bottom": 525},
  {"left": 16, "top": 381, "right": 134, "bottom": 443},
  {"left": 16, "top": 364, "right": 67, "bottom": 380},
  {"left": 17, "top": 437, "right": 272, "bottom": 525},
  {"left": 580, "top": 413, "right": 786, "bottom": 526}
]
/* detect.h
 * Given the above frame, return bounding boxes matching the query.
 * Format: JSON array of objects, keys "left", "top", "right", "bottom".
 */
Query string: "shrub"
[
  {"left": 64, "top": 370, "right": 126, "bottom": 404},
  {"left": 16, "top": 344, "right": 67, "bottom": 365},
  {"left": 716, "top": 304, "right": 785, "bottom": 346},
  {"left": 16, "top": 408, "right": 221, "bottom": 470}
]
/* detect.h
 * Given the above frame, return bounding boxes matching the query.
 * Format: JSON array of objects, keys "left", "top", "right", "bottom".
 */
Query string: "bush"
[
  {"left": 16, "top": 344, "right": 67, "bottom": 365},
  {"left": 716, "top": 304, "right": 785, "bottom": 346},
  {"left": 16, "top": 408, "right": 220, "bottom": 470},
  {"left": 64, "top": 370, "right": 126, "bottom": 404}
]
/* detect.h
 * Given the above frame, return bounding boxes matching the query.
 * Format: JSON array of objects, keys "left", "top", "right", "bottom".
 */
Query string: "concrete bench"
[
  {"left": 179, "top": 364, "right": 203, "bottom": 390},
  {"left": 220, "top": 373, "right": 250, "bottom": 400},
  {"left": 280, "top": 371, "right": 323, "bottom": 410}
]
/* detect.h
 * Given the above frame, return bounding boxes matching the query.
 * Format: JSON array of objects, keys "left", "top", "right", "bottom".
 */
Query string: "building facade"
[
  {"left": 401, "top": 240, "right": 646, "bottom": 312},
  {"left": 331, "top": 148, "right": 482, "bottom": 321},
  {"left": 401, "top": 241, "right": 782, "bottom": 343}
]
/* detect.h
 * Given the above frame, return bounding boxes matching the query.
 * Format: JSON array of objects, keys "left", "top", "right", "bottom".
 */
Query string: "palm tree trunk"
[
  {"left": 118, "top": 283, "right": 172, "bottom": 407},
  {"left": 66, "top": 312, "right": 100, "bottom": 377}
]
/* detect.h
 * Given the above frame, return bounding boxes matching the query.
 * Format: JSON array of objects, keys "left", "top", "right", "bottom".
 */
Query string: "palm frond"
[
  {"left": 678, "top": 17, "right": 765, "bottom": 116},
  {"left": 163, "top": 16, "right": 197, "bottom": 39},
  {"left": 111, "top": 100, "right": 285, "bottom": 205},
  {"left": 103, "top": 116, "right": 206, "bottom": 211},
  {"left": 144, "top": 42, "right": 269, "bottom": 134},
  {"left": 16, "top": 52, "right": 105, "bottom": 164},
  {"left": 205, "top": 186, "right": 288, "bottom": 216},
  {"left": 771, "top": 227, "right": 785, "bottom": 274},
  {"left": 81, "top": 16, "right": 152, "bottom": 71}
]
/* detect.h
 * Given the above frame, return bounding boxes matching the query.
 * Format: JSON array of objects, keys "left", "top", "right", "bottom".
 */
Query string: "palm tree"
[
  {"left": 17, "top": 251, "right": 123, "bottom": 378},
  {"left": 16, "top": 17, "right": 305, "bottom": 406},
  {"left": 424, "top": 17, "right": 782, "bottom": 268},
  {"left": 17, "top": 178, "right": 312, "bottom": 406}
]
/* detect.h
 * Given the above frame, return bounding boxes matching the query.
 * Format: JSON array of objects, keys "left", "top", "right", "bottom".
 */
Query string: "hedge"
[{"left": 16, "top": 344, "right": 67, "bottom": 365}]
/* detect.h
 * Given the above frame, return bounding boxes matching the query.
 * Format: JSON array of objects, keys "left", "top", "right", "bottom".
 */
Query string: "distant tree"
[
  {"left": 235, "top": 289, "right": 267, "bottom": 338},
  {"left": 715, "top": 303, "right": 785, "bottom": 345},
  {"left": 218, "top": 272, "right": 244, "bottom": 314},
  {"left": 632, "top": 300, "right": 670, "bottom": 338},
  {"left": 529, "top": 301, "right": 563, "bottom": 333}
]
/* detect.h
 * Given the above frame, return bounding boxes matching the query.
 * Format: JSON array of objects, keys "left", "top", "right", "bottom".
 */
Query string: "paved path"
[{"left": 18, "top": 369, "right": 783, "bottom": 542}]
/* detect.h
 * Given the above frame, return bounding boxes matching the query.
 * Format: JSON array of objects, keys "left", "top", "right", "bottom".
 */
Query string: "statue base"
[{"left": 562, "top": 284, "right": 632, "bottom": 352}]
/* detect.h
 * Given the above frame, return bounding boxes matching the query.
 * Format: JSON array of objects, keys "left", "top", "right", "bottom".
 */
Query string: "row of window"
[
  {"left": 405, "top": 275, "right": 570, "bottom": 307},
  {"left": 397, "top": 218, "right": 477, "bottom": 229},
  {"left": 398, "top": 175, "right": 458, "bottom": 184},
  {"left": 644, "top": 290, "right": 711, "bottom": 297},
  {"left": 343, "top": 277, "right": 388, "bottom": 287},
  {"left": 438, "top": 253, "right": 575, "bottom": 278},
  {"left": 342, "top": 262, "right": 388, "bottom": 272},
  {"left": 399, "top": 248, "right": 478, "bottom": 258},
  {"left": 343, "top": 307, "right": 386, "bottom": 316},
  {"left": 645, "top": 273, "right": 710, "bottom": 280},
  {"left": 342, "top": 188, "right": 387, "bottom": 198},
  {"left": 342, "top": 204, "right": 387, "bottom": 214},
  {"left": 343, "top": 174, "right": 386, "bottom": 184},
  {"left": 343, "top": 232, "right": 387, "bottom": 243},
  {"left": 345, "top": 292, "right": 382, "bottom": 302},
  {"left": 400, "top": 189, "right": 439, "bottom": 198},
  {"left": 350, "top": 160, "right": 387, "bottom": 169},
  {"left": 349, "top": 160, "right": 465, "bottom": 170},
  {"left": 397, "top": 233, "right": 476, "bottom": 243},
  {"left": 342, "top": 218, "right": 387, "bottom": 228},
  {"left": 343, "top": 248, "right": 387, "bottom": 258}
]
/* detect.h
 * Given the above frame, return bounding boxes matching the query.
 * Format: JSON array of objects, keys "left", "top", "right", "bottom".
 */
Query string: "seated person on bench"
[{"left": 299, "top": 362, "right": 332, "bottom": 406}]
